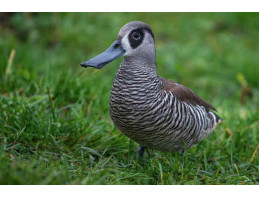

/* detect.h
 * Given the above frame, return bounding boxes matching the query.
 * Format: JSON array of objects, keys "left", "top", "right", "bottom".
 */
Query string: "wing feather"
[{"left": 160, "top": 77, "right": 216, "bottom": 112}]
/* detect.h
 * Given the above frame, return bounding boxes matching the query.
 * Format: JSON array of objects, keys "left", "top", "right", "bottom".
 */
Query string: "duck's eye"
[{"left": 132, "top": 31, "right": 141, "bottom": 40}]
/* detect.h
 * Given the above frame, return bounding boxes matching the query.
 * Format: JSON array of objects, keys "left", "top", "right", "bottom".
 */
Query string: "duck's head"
[{"left": 80, "top": 21, "right": 155, "bottom": 69}]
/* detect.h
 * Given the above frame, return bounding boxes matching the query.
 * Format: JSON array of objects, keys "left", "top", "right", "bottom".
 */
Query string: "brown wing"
[{"left": 160, "top": 77, "right": 216, "bottom": 112}]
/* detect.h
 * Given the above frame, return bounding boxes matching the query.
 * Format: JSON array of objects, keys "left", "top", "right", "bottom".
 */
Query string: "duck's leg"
[{"left": 137, "top": 145, "right": 146, "bottom": 159}]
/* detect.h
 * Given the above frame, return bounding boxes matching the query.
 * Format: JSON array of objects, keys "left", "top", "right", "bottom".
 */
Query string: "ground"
[{"left": 0, "top": 13, "right": 258, "bottom": 184}]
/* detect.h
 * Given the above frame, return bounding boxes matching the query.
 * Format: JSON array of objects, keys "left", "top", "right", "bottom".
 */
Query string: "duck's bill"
[{"left": 80, "top": 39, "right": 125, "bottom": 69}]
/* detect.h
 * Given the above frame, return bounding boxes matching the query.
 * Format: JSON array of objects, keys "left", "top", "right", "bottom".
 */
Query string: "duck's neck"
[
  {"left": 114, "top": 57, "right": 162, "bottom": 94},
  {"left": 120, "top": 56, "right": 157, "bottom": 77}
]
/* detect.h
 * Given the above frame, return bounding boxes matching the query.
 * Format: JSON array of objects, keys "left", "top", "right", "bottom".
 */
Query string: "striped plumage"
[
  {"left": 81, "top": 21, "right": 222, "bottom": 156},
  {"left": 110, "top": 58, "right": 220, "bottom": 152}
]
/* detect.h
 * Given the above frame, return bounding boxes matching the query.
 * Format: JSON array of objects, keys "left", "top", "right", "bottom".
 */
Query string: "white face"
[{"left": 121, "top": 32, "right": 132, "bottom": 56}]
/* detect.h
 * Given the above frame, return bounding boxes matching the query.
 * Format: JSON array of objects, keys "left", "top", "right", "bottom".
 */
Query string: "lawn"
[{"left": 0, "top": 13, "right": 258, "bottom": 184}]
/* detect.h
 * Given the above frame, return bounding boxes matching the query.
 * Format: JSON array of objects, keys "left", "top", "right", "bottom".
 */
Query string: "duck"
[{"left": 80, "top": 21, "right": 222, "bottom": 158}]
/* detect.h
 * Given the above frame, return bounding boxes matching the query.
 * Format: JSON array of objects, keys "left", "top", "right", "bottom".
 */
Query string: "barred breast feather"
[{"left": 110, "top": 59, "right": 221, "bottom": 152}]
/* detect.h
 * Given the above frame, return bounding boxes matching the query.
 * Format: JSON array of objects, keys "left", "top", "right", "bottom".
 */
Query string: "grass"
[{"left": 0, "top": 13, "right": 258, "bottom": 185}]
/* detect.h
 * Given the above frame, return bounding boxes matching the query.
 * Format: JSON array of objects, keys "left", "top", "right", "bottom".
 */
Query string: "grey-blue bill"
[{"left": 80, "top": 39, "right": 125, "bottom": 69}]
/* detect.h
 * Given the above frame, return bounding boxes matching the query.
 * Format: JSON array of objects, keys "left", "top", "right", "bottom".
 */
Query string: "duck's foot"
[{"left": 137, "top": 145, "right": 146, "bottom": 159}]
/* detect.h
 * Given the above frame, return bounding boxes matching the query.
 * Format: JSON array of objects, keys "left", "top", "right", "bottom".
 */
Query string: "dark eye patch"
[
  {"left": 128, "top": 28, "right": 144, "bottom": 49},
  {"left": 128, "top": 27, "right": 155, "bottom": 49}
]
